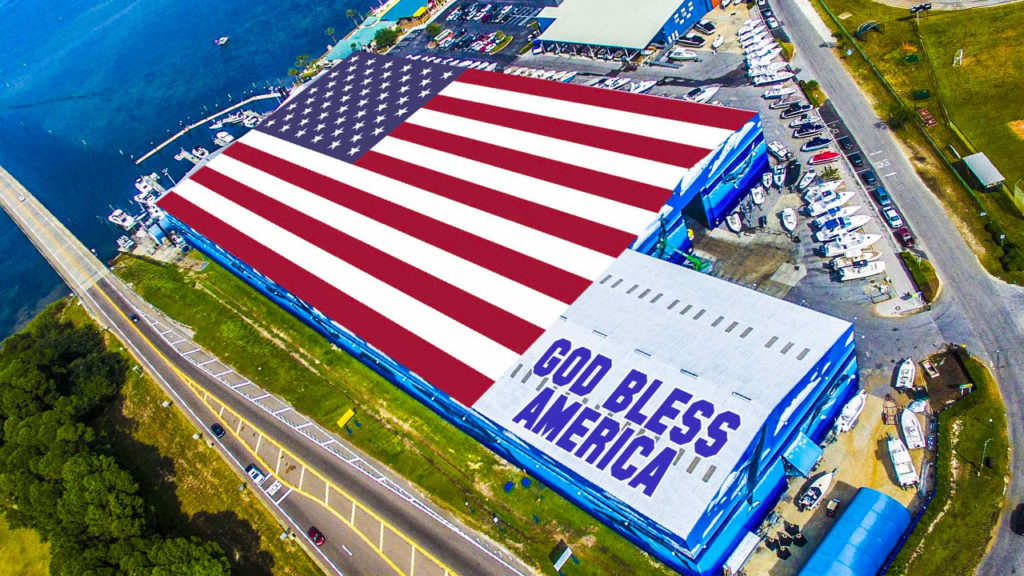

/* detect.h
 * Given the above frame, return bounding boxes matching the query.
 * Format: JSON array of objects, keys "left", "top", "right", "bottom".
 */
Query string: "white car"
[
  {"left": 883, "top": 207, "right": 904, "bottom": 229},
  {"left": 245, "top": 464, "right": 266, "bottom": 484},
  {"left": 18, "top": 194, "right": 26, "bottom": 202}
]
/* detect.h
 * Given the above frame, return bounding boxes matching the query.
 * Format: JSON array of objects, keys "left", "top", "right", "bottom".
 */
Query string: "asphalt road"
[
  {"left": 0, "top": 166, "right": 529, "bottom": 576},
  {"left": 772, "top": 0, "right": 1024, "bottom": 571}
]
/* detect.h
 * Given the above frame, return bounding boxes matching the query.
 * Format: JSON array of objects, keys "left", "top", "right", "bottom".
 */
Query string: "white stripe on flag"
[
  {"left": 243, "top": 131, "right": 616, "bottom": 280},
  {"left": 372, "top": 137, "right": 660, "bottom": 235},
  {"left": 208, "top": 154, "right": 569, "bottom": 326},
  {"left": 406, "top": 108, "right": 685, "bottom": 189},
  {"left": 440, "top": 81, "right": 736, "bottom": 151},
  {"left": 174, "top": 179, "right": 518, "bottom": 380}
]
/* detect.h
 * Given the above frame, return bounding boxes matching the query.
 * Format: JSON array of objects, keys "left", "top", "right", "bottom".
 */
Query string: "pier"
[{"left": 134, "top": 92, "right": 279, "bottom": 165}]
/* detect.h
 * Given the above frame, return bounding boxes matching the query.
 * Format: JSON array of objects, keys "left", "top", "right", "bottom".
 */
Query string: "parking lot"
[{"left": 388, "top": 0, "right": 546, "bottom": 66}]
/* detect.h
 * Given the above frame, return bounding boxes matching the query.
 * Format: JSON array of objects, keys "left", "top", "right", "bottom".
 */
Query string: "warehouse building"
[{"left": 156, "top": 52, "right": 856, "bottom": 575}]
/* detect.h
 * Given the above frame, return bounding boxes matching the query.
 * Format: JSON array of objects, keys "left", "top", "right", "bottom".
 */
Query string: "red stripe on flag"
[
  {"left": 424, "top": 94, "right": 711, "bottom": 169},
  {"left": 190, "top": 168, "right": 543, "bottom": 352},
  {"left": 457, "top": 69, "right": 756, "bottom": 132},
  {"left": 159, "top": 192, "right": 495, "bottom": 406},
  {"left": 388, "top": 123, "right": 672, "bottom": 211},
  {"left": 224, "top": 142, "right": 590, "bottom": 304},
  {"left": 356, "top": 151, "right": 634, "bottom": 257}
]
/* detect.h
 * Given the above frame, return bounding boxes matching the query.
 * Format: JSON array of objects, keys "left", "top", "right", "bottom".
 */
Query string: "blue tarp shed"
[
  {"left": 783, "top": 432, "right": 823, "bottom": 477},
  {"left": 798, "top": 488, "right": 911, "bottom": 576},
  {"left": 382, "top": 0, "right": 428, "bottom": 20}
]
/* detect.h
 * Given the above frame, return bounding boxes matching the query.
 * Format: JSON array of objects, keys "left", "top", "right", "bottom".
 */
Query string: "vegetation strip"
[{"left": 899, "top": 251, "right": 939, "bottom": 302}]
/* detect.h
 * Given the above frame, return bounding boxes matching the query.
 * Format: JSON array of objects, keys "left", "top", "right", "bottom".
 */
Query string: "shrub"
[
  {"left": 374, "top": 27, "right": 399, "bottom": 49},
  {"left": 426, "top": 22, "right": 442, "bottom": 39},
  {"left": 780, "top": 41, "right": 795, "bottom": 61}
]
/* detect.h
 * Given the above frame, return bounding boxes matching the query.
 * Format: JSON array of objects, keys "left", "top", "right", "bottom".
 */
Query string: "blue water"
[{"left": 0, "top": 0, "right": 370, "bottom": 337}]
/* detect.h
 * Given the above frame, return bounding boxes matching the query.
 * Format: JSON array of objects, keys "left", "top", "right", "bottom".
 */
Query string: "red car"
[
  {"left": 307, "top": 526, "right": 325, "bottom": 547},
  {"left": 895, "top": 227, "right": 916, "bottom": 247}
]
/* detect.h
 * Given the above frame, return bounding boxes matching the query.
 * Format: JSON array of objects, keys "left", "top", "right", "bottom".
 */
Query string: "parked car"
[
  {"left": 861, "top": 169, "right": 877, "bottom": 186},
  {"left": 848, "top": 152, "right": 864, "bottom": 168},
  {"left": 883, "top": 208, "right": 904, "bottom": 229},
  {"left": 1011, "top": 502, "right": 1024, "bottom": 535},
  {"left": 825, "top": 498, "right": 841, "bottom": 518},
  {"left": 307, "top": 526, "right": 326, "bottom": 547},
  {"left": 895, "top": 227, "right": 916, "bottom": 247},
  {"left": 245, "top": 464, "right": 266, "bottom": 484},
  {"left": 837, "top": 136, "right": 854, "bottom": 152},
  {"left": 210, "top": 423, "right": 226, "bottom": 438},
  {"left": 875, "top": 185, "right": 892, "bottom": 206}
]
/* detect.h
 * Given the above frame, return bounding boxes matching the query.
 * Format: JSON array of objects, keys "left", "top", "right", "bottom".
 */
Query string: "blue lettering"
[
  {"left": 596, "top": 427, "right": 635, "bottom": 471},
  {"left": 670, "top": 399, "right": 715, "bottom": 446},
  {"left": 629, "top": 447, "right": 677, "bottom": 497},
  {"left": 555, "top": 407, "right": 601, "bottom": 453},
  {"left": 610, "top": 436, "right": 655, "bottom": 481},
  {"left": 532, "top": 394, "right": 583, "bottom": 442},
  {"left": 552, "top": 347, "right": 591, "bottom": 387},
  {"left": 695, "top": 411, "right": 741, "bottom": 457},
  {"left": 625, "top": 378, "right": 663, "bottom": 426},
  {"left": 533, "top": 339, "right": 571, "bottom": 377},
  {"left": 512, "top": 388, "right": 553, "bottom": 430},
  {"left": 644, "top": 387, "right": 693, "bottom": 435},
  {"left": 602, "top": 370, "right": 646, "bottom": 413},
  {"left": 569, "top": 354, "right": 612, "bottom": 396},
  {"left": 574, "top": 416, "right": 621, "bottom": 464}
]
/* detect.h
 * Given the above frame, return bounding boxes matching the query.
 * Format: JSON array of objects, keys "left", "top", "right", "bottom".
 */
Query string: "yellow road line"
[{"left": 0, "top": 181, "right": 459, "bottom": 576}]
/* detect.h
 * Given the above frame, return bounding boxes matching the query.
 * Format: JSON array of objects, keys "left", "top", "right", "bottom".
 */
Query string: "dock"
[{"left": 134, "top": 92, "right": 279, "bottom": 165}]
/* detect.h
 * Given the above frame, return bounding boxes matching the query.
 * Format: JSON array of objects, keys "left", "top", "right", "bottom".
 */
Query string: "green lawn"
[
  {"left": 0, "top": 516, "right": 49, "bottom": 576},
  {"left": 888, "top": 351, "right": 1009, "bottom": 576},
  {"left": 899, "top": 251, "right": 939, "bottom": 302},
  {"left": 112, "top": 254, "right": 674, "bottom": 576},
  {"left": 814, "top": 0, "right": 1024, "bottom": 281},
  {"left": 60, "top": 302, "right": 324, "bottom": 576}
]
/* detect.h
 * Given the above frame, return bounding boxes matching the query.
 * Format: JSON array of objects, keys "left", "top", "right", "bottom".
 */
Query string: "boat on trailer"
[
  {"left": 902, "top": 409, "right": 926, "bottom": 450},
  {"left": 726, "top": 212, "right": 743, "bottom": 233},
  {"left": 829, "top": 249, "right": 880, "bottom": 270},
  {"left": 837, "top": 260, "right": 886, "bottom": 281},
  {"left": 888, "top": 434, "right": 919, "bottom": 488},
  {"left": 751, "top": 185, "right": 766, "bottom": 206},
  {"left": 895, "top": 358, "right": 916, "bottom": 389},
  {"left": 797, "top": 469, "right": 836, "bottom": 511},
  {"left": 820, "top": 233, "right": 881, "bottom": 257},
  {"left": 780, "top": 207, "right": 797, "bottom": 232},
  {"left": 836, "top": 389, "right": 867, "bottom": 433}
]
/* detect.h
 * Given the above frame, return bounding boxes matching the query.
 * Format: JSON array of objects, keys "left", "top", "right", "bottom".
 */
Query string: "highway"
[
  {"left": 774, "top": 1, "right": 1024, "bottom": 572},
  {"left": 0, "top": 165, "right": 531, "bottom": 576}
]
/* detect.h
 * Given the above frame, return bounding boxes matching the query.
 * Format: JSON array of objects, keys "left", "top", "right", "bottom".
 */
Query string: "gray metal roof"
[
  {"left": 537, "top": 0, "right": 686, "bottom": 49},
  {"left": 474, "top": 250, "right": 852, "bottom": 541},
  {"left": 963, "top": 152, "right": 1004, "bottom": 187}
]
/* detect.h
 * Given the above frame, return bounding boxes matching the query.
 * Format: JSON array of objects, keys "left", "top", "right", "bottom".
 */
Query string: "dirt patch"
[
  {"left": 922, "top": 350, "right": 972, "bottom": 407},
  {"left": 1010, "top": 120, "right": 1024, "bottom": 139}
]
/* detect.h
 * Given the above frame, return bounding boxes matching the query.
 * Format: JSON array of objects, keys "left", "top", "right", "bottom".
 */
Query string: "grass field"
[
  {"left": 112, "top": 254, "right": 674, "bottom": 576},
  {"left": 888, "top": 351, "right": 1009, "bottom": 576},
  {"left": 0, "top": 517, "right": 49, "bottom": 576},
  {"left": 814, "top": 0, "right": 1024, "bottom": 281},
  {"left": 900, "top": 251, "right": 939, "bottom": 302},
  {"left": 60, "top": 302, "right": 325, "bottom": 576}
]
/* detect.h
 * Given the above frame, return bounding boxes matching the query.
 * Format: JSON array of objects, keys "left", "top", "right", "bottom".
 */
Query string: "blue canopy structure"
[{"left": 783, "top": 432, "right": 823, "bottom": 477}]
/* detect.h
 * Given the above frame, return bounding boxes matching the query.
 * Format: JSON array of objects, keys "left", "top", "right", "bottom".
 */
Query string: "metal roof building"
[{"left": 962, "top": 152, "right": 1005, "bottom": 191}]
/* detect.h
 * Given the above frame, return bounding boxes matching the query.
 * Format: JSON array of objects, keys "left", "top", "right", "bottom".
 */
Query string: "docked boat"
[
  {"left": 803, "top": 180, "right": 846, "bottom": 203},
  {"left": 837, "top": 260, "right": 886, "bottom": 281},
  {"left": 793, "top": 124, "right": 825, "bottom": 139},
  {"left": 780, "top": 103, "right": 813, "bottom": 118},
  {"left": 829, "top": 249, "right": 880, "bottom": 270},
  {"left": 684, "top": 85, "right": 720, "bottom": 104},
  {"left": 133, "top": 177, "right": 152, "bottom": 194},
  {"left": 761, "top": 171, "right": 773, "bottom": 189},
  {"left": 797, "top": 170, "right": 816, "bottom": 191},
  {"left": 668, "top": 47, "right": 700, "bottom": 61},
  {"left": 896, "top": 358, "right": 916, "bottom": 390},
  {"left": 772, "top": 163, "right": 786, "bottom": 188},
  {"left": 780, "top": 207, "right": 797, "bottom": 232},
  {"left": 887, "top": 434, "right": 919, "bottom": 488},
  {"left": 711, "top": 35, "right": 724, "bottom": 50},
  {"left": 133, "top": 190, "right": 158, "bottom": 206},
  {"left": 836, "top": 389, "right": 867, "bottom": 433},
  {"left": 797, "top": 469, "right": 836, "bottom": 511},
  {"left": 762, "top": 86, "right": 795, "bottom": 100},
  {"left": 751, "top": 185, "right": 766, "bottom": 206},
  {"left": 213, "top": 131, "right": 234, "bottom": 147},
  {"left": 192, "top": 146, "right": 209, "bottom": 159},
  {"left": 213, "top": 36, "right": 230, "bottom": 46},
  {"left": 809, "top": 150, "right": 841, "bottom": 165},
  {"left": 820, "top": 233, "right": 881, "bottom": 257},
  {"left": 726, "top": 212, "right": 743, "bottom": 233},
  {"left": 902, "top": 409, "right": 926, "bottom": 450},
  {"left": 628, "top": 80, "right": 657, "bottom": 93},
  {"left": 767, "top": 140, "right": 791, "bottom": 161},
  {"left": 789, "top": 114, "right": 818, "bottom": 129},
  {"left": 107, "top": 209, "right": 136, "bottom": 231},
  {"left": 814, "top": 215, "right": 870, "bottom": 242},
  {"left": 801, "top": 137, "right": 833, "bottom": 153},
  {"left": 813, "top": 204, "right": 862, "bottom": 228}
]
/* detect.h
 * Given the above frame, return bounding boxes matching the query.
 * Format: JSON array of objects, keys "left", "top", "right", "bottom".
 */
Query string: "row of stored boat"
[{"left": 738, "top": 19, "right": 794, "bottom": 86}]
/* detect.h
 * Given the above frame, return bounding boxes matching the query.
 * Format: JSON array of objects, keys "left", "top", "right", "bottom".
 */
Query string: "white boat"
[
  {"left": 812, "top": 205, "right": 862, "bottom": 228},
  {"left": 133, "top": 190, "right": 157, "bottom": 205},
  {"left": 836, "top": 389, "right": 867, "bottom": 433},
  {"left": 726, "top": 212, "right": 743, "bottom": 233},
  {"left": 772, "top": 164, "right": 785, "bottom": 188},
  {"left": 902, "top": 409, "right": 926, "bottom": 450},
  {"left": 829, "top": 249, "right": 880, "bottom": 270},
  {"left": 907, "top": 399, "right": 928, "bottom": 413},
  {"left": 838, "top": 260, "right": 886, "bottom": 281},
  {"left": 896, "top": 358, "right": 917, "bottom": 389},
  {"left": 781, "top": 207, "right": 797, "bottom": 232},
  {"left": 789, "top": 114, "right": 818, "bottom": 129},
  {"left": 668, "top": 47, "right": 699, "bottom": 61},
  {"left": 213, "top": 131, "right": 234, "bottom": 147},
  {"left": 762, "top": 86, "right": 795, "bottom": 99},
  {"left": 107, "top": 209, "right": 136, "bottom": 231},
  {"left": 684, "top": 85, "right": 720, "bottom": 104},
  {"left": 711, "top": 35, "right": 724, "bottom": 50},
  {"left": 804, "top": 184, "right": 849, "bottom": 205},
  {"left": 751, "top": 185, "right": 766, "bottom": 206},
  {"left": 767, "top": 140, "right": 790, "bottom": 161},
  {"left": 814, "top": 215, "right": 870, "bottom": 242},
  {"left": 761, "top": 171, "right": 773, "bottom": 189},
  {"left": 133, "top": 177, "right": 153, "bottom": 194},
  {"left": 738, "top": 20, "right": 763, "bottom": 36},
  {"left": 796, "top": 170, "right": 816, "bottom": 191},
  {"left": 820, "top": 233, "right": 881, "bottom": 257},
  {"left": 743, "top": 38, "right": 775, "bottom": 54},
  {"left": 192, "top": 146, "right": 209, "bottom": 159},
  {"left": 797, "top": 469, "right": 836, "bottom": 511},
  {"left": 887, "top": 434, "right": 919, "bottom": 488},
  {"left": 753, "top": 72, "right": 795, "bottom": 86},
  {"left": 794, "top": 124, "right": 827, "bottom": 139},
  {"left": 628, "top": 80, "right": 657, "bottom": 94},
  {"left": 749, "top": 47, "right": 782, "bottom": 62},
  {"left": 740, "top": 32, "right": 770, "bottom": 47},
  {"left": 213, "top": 36, "right": 230, "bottom": 46},
  {"left": 749, "top": 63, "right": 790, "bottom": 77}
]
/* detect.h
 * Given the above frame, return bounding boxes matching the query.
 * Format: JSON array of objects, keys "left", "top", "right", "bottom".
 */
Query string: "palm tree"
[
  {"left": 346, "top": 9, "right": 361, "bottom": 26},
  {"left": 325, "top": 27, "right": 336, "bottom": 43}
]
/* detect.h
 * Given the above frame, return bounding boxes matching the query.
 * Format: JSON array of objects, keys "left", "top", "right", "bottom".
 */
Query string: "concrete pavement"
[{"left": 771, "top": 0, "right": 1024, "bottom": 572}]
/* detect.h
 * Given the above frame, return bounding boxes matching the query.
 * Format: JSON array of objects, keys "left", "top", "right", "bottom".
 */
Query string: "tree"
[
  {"left": 887, "top": 104, "right": 914, "bottom": 130},
  {"left": 325, "top": 27, "right": 336, "bottom": 43},
  {"left": 149, "top": 537, "right": 231, "bottom": 576},
  {"left": 374, "top": 27, "right": 399, "bottom": 50},
  {"left": 346, "top": 8, "right": 361, "bottom": 26},
  {"left": 426, "top": 22, "right": 442, "bottom": 39},
  {"left": 56, "top": 453, "right": 147, "bottom": 542}
]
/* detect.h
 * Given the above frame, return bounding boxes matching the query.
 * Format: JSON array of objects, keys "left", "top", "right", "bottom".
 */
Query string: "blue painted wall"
[{"left": 657, "top": 0, "right": 713, "bottom": 44}]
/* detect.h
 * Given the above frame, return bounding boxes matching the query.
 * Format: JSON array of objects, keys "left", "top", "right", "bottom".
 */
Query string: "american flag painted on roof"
[{"left": 158, "top": 52, "right": 756, "bottom": 406}]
